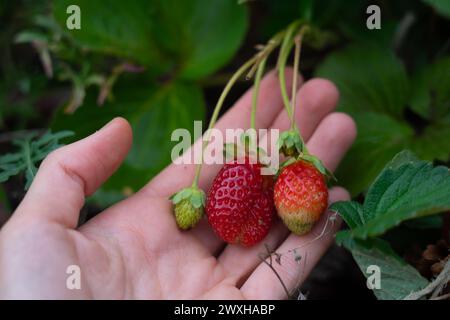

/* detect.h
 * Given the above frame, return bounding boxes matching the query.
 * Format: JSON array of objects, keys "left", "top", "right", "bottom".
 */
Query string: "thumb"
[{"left": 13, "top": 118, "right": 132, "bottom": 228}]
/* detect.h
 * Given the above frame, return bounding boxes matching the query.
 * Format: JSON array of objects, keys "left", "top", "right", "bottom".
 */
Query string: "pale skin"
[{"left": 0, "top": 70, "right": 356, "bottom": 299}]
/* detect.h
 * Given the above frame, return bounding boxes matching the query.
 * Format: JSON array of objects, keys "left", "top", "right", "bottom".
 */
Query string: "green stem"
[
  {"left": 277, "top": 21, "right": 300, "bottom": 123},
  {"left": 250, "top": 57, "right": 267, "bottom": 130},
  {"left": 290, "top": 34, "right": 303, "bottom": 130},
  {"left": 191, "top": 56, "right": 258, "bottom": 188},
  {"left": 246, "top": 31, "right": 284, "bottom": 79}
]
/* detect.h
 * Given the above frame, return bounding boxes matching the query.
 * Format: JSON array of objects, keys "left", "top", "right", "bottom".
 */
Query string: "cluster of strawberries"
[
  {"left": 170, "top": 21, "right": 330, "bottom": 247},
  {"left": 206, "top": 157, "right": 328, "bottom": 246}
]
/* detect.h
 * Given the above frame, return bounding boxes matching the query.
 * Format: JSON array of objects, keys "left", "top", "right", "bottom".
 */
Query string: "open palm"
[{"left": 0, "top": 71, "right": 356, "bottom": 299}]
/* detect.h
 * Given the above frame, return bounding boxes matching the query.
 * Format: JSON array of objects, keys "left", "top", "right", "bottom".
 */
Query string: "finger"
[
  {"left": 13, "top": 118, "right": 132, "bottom": 228},
  {"left": 241, "top": 187, "right": 350, "bottom": 300},
  {"left": 144, "top": 68, "right": 299, "bottom": 198},
  {"left": 217, "top": 112, "right": 355, "bottom": 277}
]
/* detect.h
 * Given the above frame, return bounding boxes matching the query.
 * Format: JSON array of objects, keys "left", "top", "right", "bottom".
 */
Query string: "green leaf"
[
  {"left": 422, "top": 0, "right": 450, "bottom": 18},
  {"left": 407, "top": 57, "right": 450, "bottom": 161},
  {"left": 337, "top": 233, "right": 429, "bottom": 300},
  {"left": 316, "top": 44, "right": 409, "bottom": 119},
  {"left": 335, "top": 112, "right": 413, "bottom": 195},
  {"left": 51, "top": 77, "right": 205, "bottom": 194},
  {"left": 0, "top": 130, "right": 73, "bottom": 189},
  {"left": 154, "top": 0, "right": 248, "bottom": 80},
  {"left": 356, "top": 161, "right": 450, "bottom": 239},
  {"left": 330, "top": 201, "right": 366, "bottom": 229},
  {"left": 384, "top": 150, "right": 418, "bottom": 169},
  {"left": 333, "top": 150, "right": 450, "bottom": 239},
  {"left": 53, "top": 0, "right": 248, "bottom": 80},
  {"left": 53, "top": 1, "right": 169, "bottom": 73},
  {"left": 409, "top": 119, "right": 450, "bottom": 162},
  {"left": 316, "top": 46, "right": 410, "bottom": 194},
  {"left": 410, "top": 57, "right": 450, "bottom": 121}
]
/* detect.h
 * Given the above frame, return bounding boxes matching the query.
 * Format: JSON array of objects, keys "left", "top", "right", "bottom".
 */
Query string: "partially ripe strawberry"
[
  {"left": 274, "top": 160, "right": 328, "bottom": 235},
  {"left": 206, "top": 159, "right": 275, "bottom": 247}
]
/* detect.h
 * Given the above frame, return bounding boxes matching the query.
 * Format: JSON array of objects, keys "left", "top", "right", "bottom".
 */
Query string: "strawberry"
[
  {"left": 173, "top": 198, "right": 203, "bottom": 230},
  {"left": 171, "top": 187, "right": 205, "bottom": 230},
  {"left": 274, "top": 160, "right": 328, "bottom": 235},
  {"left": 206, "top": 159, "right": 275, "bottom": 247}
]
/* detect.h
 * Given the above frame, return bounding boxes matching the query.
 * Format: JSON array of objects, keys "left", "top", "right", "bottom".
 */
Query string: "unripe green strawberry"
[
  {"left": 174, "top": 198, "right": 203, "bottom": 230},
  {"left": 274, "top": 160, "right": 328, "bottom": 235},
  {"left": 170, "top": 187, "right": 205, "bottom": 230}
]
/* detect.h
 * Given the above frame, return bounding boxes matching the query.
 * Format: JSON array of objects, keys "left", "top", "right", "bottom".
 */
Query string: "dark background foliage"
[{"left": 0, "top": 0, "right": 449, "bottom": 299}]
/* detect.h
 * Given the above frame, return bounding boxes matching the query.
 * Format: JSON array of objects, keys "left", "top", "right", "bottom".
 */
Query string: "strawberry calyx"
[
  {"left": 223, "top": 132, "right": 269, "bottom": 166},
  {"left": 223, "top": 143, "right": 269, "bottom": 166},
  {"left": 277, "top": 129, "right": 304, "bottom": 157},
  {"left": 170, "top": 186, "right": 206, "bottom": 209},
  {"left": 279, "top": 152, "right": 336, "bottom": 181}
]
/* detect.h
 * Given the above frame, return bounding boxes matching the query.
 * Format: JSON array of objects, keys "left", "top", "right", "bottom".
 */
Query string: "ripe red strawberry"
[
  {"left": 206, "top": 159, "right": 275, "bottom": 247},
  {"left": 274, "top": 160, "right": 328, "bottom": 235}
]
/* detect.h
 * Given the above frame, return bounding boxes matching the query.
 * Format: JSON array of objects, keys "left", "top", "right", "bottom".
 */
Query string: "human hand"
[{"left": 0, "top": 70, "right": 356, "bottom": 299}]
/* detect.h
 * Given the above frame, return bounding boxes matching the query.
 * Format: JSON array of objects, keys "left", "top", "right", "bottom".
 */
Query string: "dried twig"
[
  {"left": 258, "top": 244, "right": 291, "bottom": 299},
  {"left": 404, "top": 258, "right": 450, "bottom": 300}
]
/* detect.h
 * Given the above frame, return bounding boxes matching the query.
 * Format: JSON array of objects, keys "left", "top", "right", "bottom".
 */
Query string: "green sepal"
[
  {"left": 277, "top": 153, "right": 336, "bottom": 181},
  {"left": 170, "top": 186, "right": 206, "bottom": 208},
  {"left": 300, "top": 154, "right": 337, "bottom": 181},
  {"left": 170, "top": 187, "right": 193, "bottom": 204},
  {"left": 277, "top": 129, "right": 305, "bottom": 157},
  {"left": 274, "top": 157, "right": 298, "bottom": 177},
  {"left": 223, "top": 140, "right": 269, "bottom": 166},
  {"left": 190, "top": 189, "right": 206, "bottom": 209}
]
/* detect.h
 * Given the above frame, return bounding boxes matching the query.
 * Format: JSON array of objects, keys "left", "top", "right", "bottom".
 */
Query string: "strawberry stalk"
[
  {"left": 238, "top": 56, "right": 268, "bottom": 163},
  {"left": 290, "top": 34, "right": 303, "bottom": 131},
  {"left": 250, "top": 57, "right": 267, "bottom": 131},
  {"left": 276, "top": 24, "right": 333, "bottom": 178},
  {"left": 277, "top": 21, "right": 301, "bottom": 124},
  {"left": 276, "top": 23, "right": 306, "bottom": 157}
]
